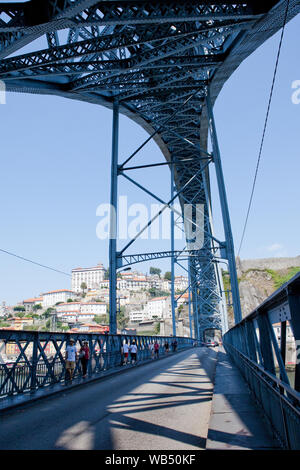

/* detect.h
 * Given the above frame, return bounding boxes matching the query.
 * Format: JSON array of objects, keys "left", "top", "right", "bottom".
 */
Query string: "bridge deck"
[
  {"left": 207, "top": 348, "right": 280, "bottom": 450},
  {"left": 0, "top": 347, "right": 278, "bottom": 450}
]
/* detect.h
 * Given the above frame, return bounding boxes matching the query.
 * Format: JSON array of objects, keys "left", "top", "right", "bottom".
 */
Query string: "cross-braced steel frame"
[{"left": 1, "top": 0, "right": 299, "bottom": 340}]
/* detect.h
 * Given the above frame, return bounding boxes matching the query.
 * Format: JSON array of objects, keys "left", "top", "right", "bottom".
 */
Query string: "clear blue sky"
[{"left": 0, "top": 14, "right": 299, "bottom": 306}]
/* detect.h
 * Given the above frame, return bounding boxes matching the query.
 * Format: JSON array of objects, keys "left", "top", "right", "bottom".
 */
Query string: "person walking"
[
  {"left": 129, "top": 340, "right": 138, "bottom": 365},
  {"left": 79, "top": 340, "right": 90, "bottom": 378},
  {"left": 149, "top": 342, "right": 154, "bottom": 360},
  {"left": 123, "top": 341, "right": 129, "bottom": 365},
  {"left": 164, "top": 340, "right": 169, "bottom": 354},
  {"left": 65, "top": 338, "right": 77, "bottom": 384},
  {"left": 154, "top": 340, "right": 160, "bottom": 359}
]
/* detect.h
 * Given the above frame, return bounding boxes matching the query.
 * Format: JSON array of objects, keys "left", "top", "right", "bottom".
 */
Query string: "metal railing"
[
  {"left": 0, "top": 331, "right": 194, "bottom": 401},
  {"left": 223, "top": 271, "right": 300, "bottom": 449}
]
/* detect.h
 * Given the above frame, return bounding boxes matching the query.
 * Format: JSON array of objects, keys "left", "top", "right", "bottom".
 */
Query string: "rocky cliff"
[{"left": 227, "top": 256, "right": 300, "bottom": 324}]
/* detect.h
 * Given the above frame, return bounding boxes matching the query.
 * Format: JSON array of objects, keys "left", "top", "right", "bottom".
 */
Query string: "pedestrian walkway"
[
  {"left": 0, "top": 346, "right": 280, "bottom": 450},
  {"left": 206, "top": 348, "right": 280, "bottom": 450},
  {"left": 0, "top": 347, "right": 217, "bottom": 450}
]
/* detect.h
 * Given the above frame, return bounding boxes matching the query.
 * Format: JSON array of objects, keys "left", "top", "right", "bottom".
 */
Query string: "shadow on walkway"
[
  {"left": 205, "top": 349, "right": 280, "bottom": 450},
  {"left": 0, "top": 347, "right": 216, "bottom": 450}
]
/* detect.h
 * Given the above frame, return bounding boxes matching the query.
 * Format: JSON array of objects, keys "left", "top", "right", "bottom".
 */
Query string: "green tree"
[
  {"left": 43, "top": 307, "right": 55, "bottom": 319},
  {"left": 150, "top": 267, "right": 161, "bottom": 278},
  {"left": 164, "top": 271, "right": 171, "bottom": 281},
  {"left": 154, "top": 322, "right": 160, "bottom": 335},
  {"left": 177, "top": 304, "right": 183, "bottom": 316},
  {"left": 148, "top": 288, "right": 170, "bottom": 297},
  {"left": 14, "top": 306, "right": 25, "bottom": 312},
  {"left": 94, "top": 314, "right": 109, "bottom": 324},
  {"left": 32, "top": 304, "right": 42, "bottom": 312},
  {"left": 117, "top": 306, "right": 128, "bottom": 329},
  {"left": 81, "top": 282, "right": 87, "bottom": 294}
]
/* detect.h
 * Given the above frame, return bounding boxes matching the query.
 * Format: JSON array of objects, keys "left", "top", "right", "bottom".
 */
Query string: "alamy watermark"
[
  {"left": 291, "top": 80, "right": 300, "bottom": 104},
  {"left": 96, "top": 196, "right": 205, "bottom": 250},
  {"left": 0, "top": 80, "right": 6, "bottom": 105}
]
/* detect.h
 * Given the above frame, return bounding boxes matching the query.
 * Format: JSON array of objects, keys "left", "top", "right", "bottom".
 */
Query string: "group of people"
[
  {"left": 64, "top": 336, "right": 180, "bottom": 383},
  {"left": 120, "top": 340, "right": 138, "bottom": 365},
  {"left": 65, "top": 338, "right": 90, "bottom": 384},
  {"left": 149, "top": 339, "right": 178, "bottom": 359}
]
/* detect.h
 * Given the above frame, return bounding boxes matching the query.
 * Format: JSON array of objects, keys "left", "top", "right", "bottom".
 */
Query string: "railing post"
[
  {"left": 280, "top": 321, "right": 287, "bottom": 367},
  {"left": 245, "top": 321, "right": 258, "bottom": 363},
  {"left": 256, "top": 314, "right": 276, "bottom": 375},
  {"left": 30, "top": 333, "right": 38, "bottom": 392}
]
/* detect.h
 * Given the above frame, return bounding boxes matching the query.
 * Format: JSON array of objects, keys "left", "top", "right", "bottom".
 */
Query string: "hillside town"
[{"left": 0, "top": 262, "right": 190, "bottom": 336}]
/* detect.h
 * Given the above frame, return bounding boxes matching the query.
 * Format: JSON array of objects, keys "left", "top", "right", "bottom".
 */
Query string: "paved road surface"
[{"left": 0, "top": 347, "right": 217, "bottom": 450}]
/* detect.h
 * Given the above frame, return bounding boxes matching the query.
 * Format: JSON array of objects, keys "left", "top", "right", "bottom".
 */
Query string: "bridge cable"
[
  {"left": 237, "top": 0, "right": 290, "bottom": 257},
  {"left": 0, "top": 248, "right": 71, "bottom": 277}
]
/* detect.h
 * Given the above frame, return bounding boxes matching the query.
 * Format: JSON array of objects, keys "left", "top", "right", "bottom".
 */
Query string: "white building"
[
  {"left": 125, "top": 277, "right": 150, "bottom": 291},
  {"left": 146, "top": 296, "right": 171, "bottom": 320},
  {"left": 22, "top": 297, "right": 43, "bottom": 312},
  {"left": 56, "top": 302, "right": 107, "bottom": 317},
  {"left": 42, "top": 290, "right": 77, "bottom": 308},
  {"left": 161, "top": 279, "right": 171, "bottom": 291},
  {"left": 174, "top": 276, "right": 189, "bottom": 291},
  {"left": 129, "top": 311, "right": 145, "bottom": 323},
  {"left": 80, "top": 303, "right": 107, "bottom": 315},
  {"left": 176, "top": 292, "right": 189, "bottom": 306},
  {"left": 61, "top": 312, "right": 98, "bottom": 324},
  {"left": 99, "top": 277, "right": 149, "bottom": 292},
  {"left": 71, "top": 263, "right": 105, "bottom": 293},
  {"left": 56, "top": 302, "right": 81, "bottom": 314}
]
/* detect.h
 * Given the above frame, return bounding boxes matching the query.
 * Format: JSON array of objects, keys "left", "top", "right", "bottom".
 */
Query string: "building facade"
[
  {"left": 42, "top": 290, "right": 77, "bottom": 308},
  {"left": 146, "top": 296, "right": 171, "bottom": 320},
  {"left": 22, "top": 297, "right": 43, "bottom": 312},
  {"left": 71, "top": 263, "right": 105, "bottom": 292}
]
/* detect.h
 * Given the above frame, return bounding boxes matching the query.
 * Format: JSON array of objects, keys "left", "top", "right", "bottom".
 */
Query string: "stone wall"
[{"left": 236, "top": 255, "right": 300, "bottom": 277}]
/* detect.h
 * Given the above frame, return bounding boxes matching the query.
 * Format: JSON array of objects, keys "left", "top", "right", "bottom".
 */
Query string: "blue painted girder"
[{"left": 1, "top": 1, "right": 299, "bottom": 337}]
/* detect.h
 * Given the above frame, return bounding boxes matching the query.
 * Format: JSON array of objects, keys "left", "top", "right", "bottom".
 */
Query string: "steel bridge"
[
  {"left": 0, "top": 0, "right": 300, "bottom": 451},
  {"left": 1, "top": 0, "right": 299, "bottom": 339}
]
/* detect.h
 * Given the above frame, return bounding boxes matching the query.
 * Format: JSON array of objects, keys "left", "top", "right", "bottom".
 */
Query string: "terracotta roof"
[
  {"left": 72, "top": 265, "right": 104, "bottom": 272},
  {"left": 56, "top": 302, "right": 81, "bottom": 306},
  {"left": 149, "top": 296, "right": 168, "bottom": 302},
  {"left": 43, "top": 289, "right": 75, "bottom": 295}
]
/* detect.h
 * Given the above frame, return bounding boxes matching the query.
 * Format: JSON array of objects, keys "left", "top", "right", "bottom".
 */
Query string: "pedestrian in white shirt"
[
  {"left": 122, "top": 341, "right": 129, "bottom": 365},
  {"left": 65, "top": 338, "right": 77, "bottom": 384},
  {"left": 149, "top": 342, "right": 154, "bottom": 360},
  {"left": 129, "top": 341, "right": 138, "bottom": 364}
]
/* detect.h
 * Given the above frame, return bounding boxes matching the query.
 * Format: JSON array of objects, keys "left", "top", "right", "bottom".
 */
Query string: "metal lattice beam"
[{"left": 0, "top": 0, "right": 299, "bottom": 339}]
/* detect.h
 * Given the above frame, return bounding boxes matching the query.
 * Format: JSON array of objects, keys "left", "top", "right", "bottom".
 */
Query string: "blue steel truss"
[{"left": 1, "top": 0, "right": 299, "bottom": 340}]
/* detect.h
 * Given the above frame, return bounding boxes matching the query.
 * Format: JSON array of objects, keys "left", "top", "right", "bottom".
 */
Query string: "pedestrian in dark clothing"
[
  {"left": 154, "top": 340, "right": 159, "bottom": 359},
  {"left": 164, "top": 341, "right": 169, "bottom": 354},
  {"left": 79, "top": 341, "right": 90, "bottom": 378}
]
